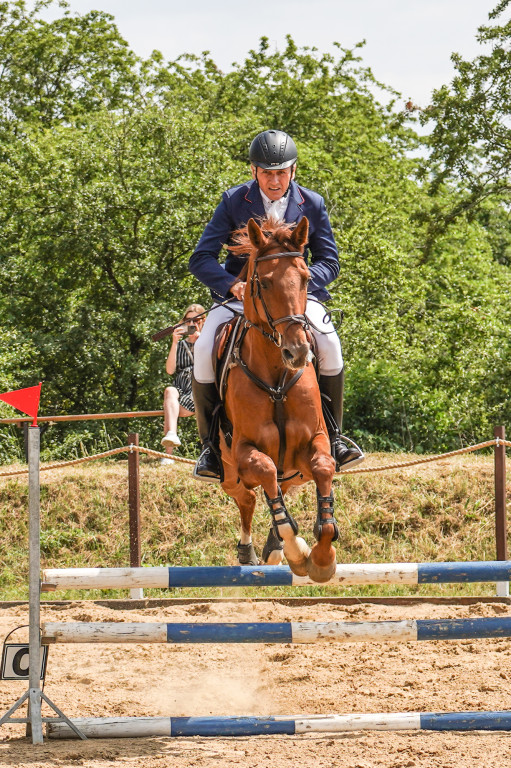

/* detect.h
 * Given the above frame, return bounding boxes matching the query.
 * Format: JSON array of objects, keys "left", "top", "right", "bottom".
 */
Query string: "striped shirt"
[{"left": 173, "top": 340, "right": 195, "bottom": 412}]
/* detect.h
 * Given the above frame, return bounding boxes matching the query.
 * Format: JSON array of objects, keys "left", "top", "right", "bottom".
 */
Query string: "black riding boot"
[
  {"left": 192, "top": 378, "right": 223, "bottom": 482},
  {"left": 319, "top": 371, "right": 365, "bottom": 470}
]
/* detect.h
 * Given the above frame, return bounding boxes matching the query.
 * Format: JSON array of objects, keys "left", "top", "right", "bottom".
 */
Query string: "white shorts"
[{"left": 193, "top": 297, "right": 343, "bottom": 383}]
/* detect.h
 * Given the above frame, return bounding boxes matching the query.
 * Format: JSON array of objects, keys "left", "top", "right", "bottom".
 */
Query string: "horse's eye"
[{"left": 260, "top": 278, "right": 271, "bottom": 290}]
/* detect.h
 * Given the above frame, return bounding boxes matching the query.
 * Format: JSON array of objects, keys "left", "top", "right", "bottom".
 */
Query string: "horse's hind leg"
[
  {"left": 261, "top": 526, "right": 284, "bottom": 565},
  {"left": 237, "top": 540, "right": 259, "bottom": 565},
  {"left": 223, "top": 475, "right": 258, "bottom": 565}
]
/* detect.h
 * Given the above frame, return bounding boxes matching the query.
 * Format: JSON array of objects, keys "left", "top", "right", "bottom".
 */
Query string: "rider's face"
[{"left": 251, "top": 165, "right": 296, "bottom": 201}]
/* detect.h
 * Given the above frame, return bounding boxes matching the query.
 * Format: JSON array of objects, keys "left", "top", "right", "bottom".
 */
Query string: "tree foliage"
[
  {"left": 0, "top": 0, "right": 510, "bottom": 461},
  {"left": 419, "top": 1, "right": 511, "bottom": 252}
]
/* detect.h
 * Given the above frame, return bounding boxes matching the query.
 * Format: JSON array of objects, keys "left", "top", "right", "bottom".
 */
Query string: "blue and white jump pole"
[
  {"left": 47, "top": 710, "right": 511, "bottom": 739},
  {"left": 41, "top": 617, "right": 511, "bottom": 644},
  {"left": 41, "top": 560, "right": 511, "bottom": 591}
]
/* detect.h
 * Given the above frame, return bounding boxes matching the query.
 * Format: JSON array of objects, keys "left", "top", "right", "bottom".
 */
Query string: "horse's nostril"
[{"left": 282, "top": 348, "right": 294, "bottom": 362}]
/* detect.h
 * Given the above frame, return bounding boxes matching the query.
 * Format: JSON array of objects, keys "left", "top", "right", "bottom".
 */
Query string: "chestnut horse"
[{"left": 218, "top": 216, "right": 338, "bottom": 583}]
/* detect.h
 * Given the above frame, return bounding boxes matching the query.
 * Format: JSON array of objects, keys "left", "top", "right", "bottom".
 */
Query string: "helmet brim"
[{"left": 251, "top": 158, "right": 297, "bottom": 170}]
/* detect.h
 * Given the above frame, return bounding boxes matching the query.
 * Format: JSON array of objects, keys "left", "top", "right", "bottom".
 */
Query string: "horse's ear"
[
  {"left": 247, "top": 218, "right": 267, "bottom": 249},
  {"left": 291, "top": 216, "right": 309, "bottom": 249}
]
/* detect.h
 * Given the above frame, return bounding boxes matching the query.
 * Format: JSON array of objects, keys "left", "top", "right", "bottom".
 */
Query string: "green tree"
[
  {"left": 1, "top": 3, "right": 510, "bottom": 460},
  {"left": 420, "top": 1, "right": 511, "bottom": 253},
  {"left": 0, "top": 0, "right": 139, "bottom": 129},
  {"left": 1, "top": 106, "right": 244, "bottom": 411}
]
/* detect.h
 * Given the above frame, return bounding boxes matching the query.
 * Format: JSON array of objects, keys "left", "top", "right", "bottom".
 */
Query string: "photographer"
[{"left": 160, "top": 303, "right": 206, "bottom": 465}]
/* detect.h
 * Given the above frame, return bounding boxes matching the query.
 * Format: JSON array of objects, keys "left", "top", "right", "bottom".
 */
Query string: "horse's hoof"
[
  {"left": 262, "top": 527, "right": 284, "bottom": 565},
  {"left": 306, "top": 547, "right": 337, "bottom": 583},
  {"left": 237, "top": 541, "right": 259, "bottom": 566},
  {"left": 284, "top": 536, "right": 311, "bottom": 577}
]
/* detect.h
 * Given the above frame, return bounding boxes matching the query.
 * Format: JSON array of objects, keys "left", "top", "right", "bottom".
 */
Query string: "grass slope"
[{"left": 0, "top": 452, "right": 508, "bottom": 601}]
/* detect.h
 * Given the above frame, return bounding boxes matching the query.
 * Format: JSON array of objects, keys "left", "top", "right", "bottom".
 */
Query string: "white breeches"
[{"left": 193, "top": 296, "right": 344, "bottom": 383}]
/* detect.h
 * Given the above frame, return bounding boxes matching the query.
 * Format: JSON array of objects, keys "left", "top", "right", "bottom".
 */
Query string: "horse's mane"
[{"left": 228, "top": 217, "right": 299, "bottom": 259}]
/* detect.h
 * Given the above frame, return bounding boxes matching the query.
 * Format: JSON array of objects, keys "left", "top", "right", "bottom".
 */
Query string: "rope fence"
[
  {"left": 0, "top": 438, "right": 509, "bottom": 479},
  {"left": 0, "top": 429, "right": 508, "bottom": 594},
  {"left": 0, "top": 446, "right": 195, "bottom": 478}
]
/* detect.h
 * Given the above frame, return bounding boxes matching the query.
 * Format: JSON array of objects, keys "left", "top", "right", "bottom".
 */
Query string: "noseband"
[{"left": 248, "top": 250, "right": 310, "bottom": 347}]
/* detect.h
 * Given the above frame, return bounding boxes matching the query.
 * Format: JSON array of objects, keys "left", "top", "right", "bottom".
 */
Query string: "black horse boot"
[
  {"left": 319, "top": 371, "right": 365, "bottom": 470},
  {"left": 192, "top": 378, "right": 223, "bottom": 482}
]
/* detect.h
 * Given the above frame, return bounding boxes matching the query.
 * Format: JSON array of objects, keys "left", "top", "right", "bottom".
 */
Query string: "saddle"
[{"left": 213, "top": 316, "right": 243, "bottom": 402}]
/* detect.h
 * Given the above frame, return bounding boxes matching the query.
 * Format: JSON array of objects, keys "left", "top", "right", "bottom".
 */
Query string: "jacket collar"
[
  {"left": 284, "top": 180, "right": 305, "bottom": 224},
  {"left": 242, "top": 180, "right": 265, "bottom": 219}
]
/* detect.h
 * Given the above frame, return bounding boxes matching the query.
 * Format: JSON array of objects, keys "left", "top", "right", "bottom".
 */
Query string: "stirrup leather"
[{"left": 320, "top": 392, "right": 341, "bottom": 456}]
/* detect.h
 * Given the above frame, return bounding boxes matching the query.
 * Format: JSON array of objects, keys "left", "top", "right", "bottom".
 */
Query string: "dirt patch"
[{"left": 2, "top": 600, "right": 511, "bottom": 767}]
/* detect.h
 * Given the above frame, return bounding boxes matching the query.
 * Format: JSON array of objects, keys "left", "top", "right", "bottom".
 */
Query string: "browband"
[{"left": 255, "top": 250, "right": 304, "bottom": 263}]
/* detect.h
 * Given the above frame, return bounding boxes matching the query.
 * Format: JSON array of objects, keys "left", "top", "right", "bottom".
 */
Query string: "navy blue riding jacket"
[{"left": 189, "top": 179, "right": 339, "bottom": 302}]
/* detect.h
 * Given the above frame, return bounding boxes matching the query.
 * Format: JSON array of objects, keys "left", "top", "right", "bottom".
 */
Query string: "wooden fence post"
[
  {"left": 128, "top": 433, "right": 143, "bottom": 599},
  {"left": 494, "top": 425, "right": 508, "bottom": 597}
]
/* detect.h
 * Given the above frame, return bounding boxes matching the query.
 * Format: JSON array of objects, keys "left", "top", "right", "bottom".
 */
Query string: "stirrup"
[
  {"left": 313, "top": 489, "right": 339, "bottom": 542},
  {"left": 334, "top": 433, "right": 365, "bottom": 470},
  {"left": 338, "top": 433, "right": 364, "bottom": 454},
  {"left": 193, "top": 443, "right": 223, "bottom": 483},
  {"left": 264, "top": 488, "right": 299, "bottom": 541}
]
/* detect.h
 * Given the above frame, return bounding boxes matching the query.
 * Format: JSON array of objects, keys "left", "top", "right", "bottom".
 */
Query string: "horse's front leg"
[
  {"left": 307, "top": 435, "right": 338, "bottom": 583},
  {"left": 236, "top": 441, "right": 311, "bottom": 576}
]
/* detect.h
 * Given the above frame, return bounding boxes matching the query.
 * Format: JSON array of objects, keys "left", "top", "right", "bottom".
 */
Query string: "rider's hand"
[{"left": 230, "top": 281, "right": 246, "bottom": 301}]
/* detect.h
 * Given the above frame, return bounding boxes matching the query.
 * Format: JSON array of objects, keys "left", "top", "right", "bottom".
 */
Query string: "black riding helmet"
[{"left": 249, "top": 130, "right": 297, "bottom": 170}]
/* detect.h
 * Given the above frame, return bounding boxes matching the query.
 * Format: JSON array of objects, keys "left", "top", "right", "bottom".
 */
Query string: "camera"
[{"left": 187, "top": 324, "right": 197, "bottom": 335}]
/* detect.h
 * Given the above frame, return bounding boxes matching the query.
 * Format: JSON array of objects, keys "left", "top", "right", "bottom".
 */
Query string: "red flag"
[{"left": 0, "top": 383, "right": 42, "bottom": 426}]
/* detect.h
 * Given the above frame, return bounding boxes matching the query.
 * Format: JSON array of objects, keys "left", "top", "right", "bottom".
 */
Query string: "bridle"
[
  {"left": 232, "top": 248, "right": 310, "bottom": 482},
  {"left": 247, "top": 250, "right": 310, "bottom": 347},
  {"left": 228, "top": 244, "right": 337, "bottom": 482}
]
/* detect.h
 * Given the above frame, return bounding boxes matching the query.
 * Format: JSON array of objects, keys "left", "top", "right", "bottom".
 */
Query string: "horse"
[{"left": 217, "top": 215, "right": 339, "bottom": 583}]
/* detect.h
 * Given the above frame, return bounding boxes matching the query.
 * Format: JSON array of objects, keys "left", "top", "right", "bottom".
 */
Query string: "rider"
[{"left": 189, "top": 129, "right": 364, "bottom": 481}]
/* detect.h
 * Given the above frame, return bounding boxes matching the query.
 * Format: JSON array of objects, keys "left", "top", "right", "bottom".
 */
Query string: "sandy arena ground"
[{"left": 1, "top": 599, "right": 511, "bottom": 767}]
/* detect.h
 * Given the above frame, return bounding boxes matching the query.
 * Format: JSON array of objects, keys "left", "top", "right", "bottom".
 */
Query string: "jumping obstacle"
[
  {"left": 41, "top": 560, "right": 511, "bottom": 590},
  {"left": 10, "top": 421, "right": 505, "bottom": 743},
  {"left": 48, "top": 711, "right": 511, "bottom": 739},
  {"left": 43, "top": 558, "right": 511, "bottom": 738},
  {"left": 42, "top": 617, "right": 511, "bottom": 644}
]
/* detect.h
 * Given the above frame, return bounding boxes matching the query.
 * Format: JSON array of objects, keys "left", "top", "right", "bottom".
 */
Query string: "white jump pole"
[{"left": 27, "top": 426, "right": 43, "bottom": 742}]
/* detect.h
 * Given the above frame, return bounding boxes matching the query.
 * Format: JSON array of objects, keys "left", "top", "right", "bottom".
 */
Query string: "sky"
[{"left": 45, "top": 0, "right": 500, "bottom": 107}]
